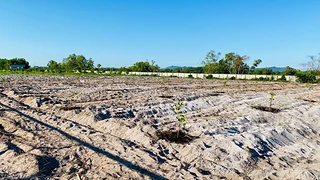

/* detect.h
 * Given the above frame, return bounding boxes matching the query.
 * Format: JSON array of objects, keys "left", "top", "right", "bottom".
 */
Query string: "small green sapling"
[
  {"left": 174, "top": 101, "right": 186, "bottom": 127},
  {"left": 269, "top": 93, "right": 275, "bottom": 110},
  {"left": 174, "top": 101, "right": 186, "bottom": 137}
]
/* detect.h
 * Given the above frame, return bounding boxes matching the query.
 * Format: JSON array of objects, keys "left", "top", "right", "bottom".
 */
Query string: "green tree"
[
  {"left": 250, "top": 59, "right": 262, "bottom": 73},
  {"left": 129, "top": 60, "right": 159, "bottom": 72},
  {"left": 62, "top": 54, "right": 94, "bottom": 72},
  {"left": 0, "top": 58, "right": 9, "bottom": 69},
  {"left": 202, "top": 50, "right": 221, "bottom": 73},
  {"left": 150, "top": 60, "right": 160, "bottom": 72},
  {"left": 215, "top": 59, "right": 229, "bottom": 73},
  {"left": 283, "top": 66, "right": 297, "bottom": 75},
  {"left": 47, "top": 60, "right": 62, "bottom": 72},
  {"left": 224, "top": 52, "right": 236, "bottom": 73},
  {"left": 234, "top": 55, "right": 249, "bottom": 74}
]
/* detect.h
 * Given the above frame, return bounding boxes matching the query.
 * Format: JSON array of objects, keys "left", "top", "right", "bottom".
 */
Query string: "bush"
[
  {"left": 188, "top": 74, "right": 193, "bottom": 78},
  {"left": 277, "top": 74, "right": 287, "bottom": 81},
  {"left": 205, "top": 75, "right": 213, "bottom": 79},
  {"left": 254, "top": 77, "right": 270, "bottom": 81},
  {"left": 270, "top": 75, "right": 274, "bottom": 81},
  {"left": 295, "top": 71, "right": 316, "bottom": 83},
  {"left": 230, "top": 76, "right": 236, "bottom": 80}
]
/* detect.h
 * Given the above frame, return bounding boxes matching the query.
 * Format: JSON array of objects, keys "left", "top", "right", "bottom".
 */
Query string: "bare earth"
[{"left": 0, "top": 75, "right": 319, "bottom": 180}]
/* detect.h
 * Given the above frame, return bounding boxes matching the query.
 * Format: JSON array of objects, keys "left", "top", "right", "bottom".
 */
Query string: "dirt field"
[{"left": 0, "top": 75, "right": 319, "bottom": 179}]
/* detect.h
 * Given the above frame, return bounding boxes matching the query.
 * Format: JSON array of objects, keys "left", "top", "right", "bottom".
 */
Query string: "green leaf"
[{"left": 270, "top": 93, "right": 275, "bottom": 100}]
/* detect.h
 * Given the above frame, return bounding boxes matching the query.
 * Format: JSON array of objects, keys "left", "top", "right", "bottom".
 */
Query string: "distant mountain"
[
  {"left": 257, "top": 66, "right": 286, "bottom": 72},
  {"left": 164, "top": 66, "right": 193, "bottom": 70},
  {"left": 164, "top": 65, "right": 287, "bottom": 72},
  {"left": 267, "top": 66, "right": 287, "bottom": 72}
]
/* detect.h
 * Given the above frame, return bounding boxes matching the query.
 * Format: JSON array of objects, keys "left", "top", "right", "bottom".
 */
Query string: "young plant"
[
  {"left": 174, "top": 101, "right": 186, "bottom": 137},
  {"left": 2, "top": 78, "right": 9, "bottom": 84},
  {"left": 223, "top": 80, "right": 228, "bottom": 87},
  {"left": 269, "top": 93, "right": 275, "bottom": 110},
  {"left": 67, "top": 91, "right": 79, "bottom": 99},
  {"left": 160, "top": 78, "right": 170, "bottom": 96}
]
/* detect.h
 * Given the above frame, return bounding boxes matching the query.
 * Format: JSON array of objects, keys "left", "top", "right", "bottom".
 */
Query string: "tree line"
[
  {"left": 0, "top": 58, "right": 30, "bottom": 69},
  {"left": 1, "top": 51, "right": 319, "bottom": 82}
]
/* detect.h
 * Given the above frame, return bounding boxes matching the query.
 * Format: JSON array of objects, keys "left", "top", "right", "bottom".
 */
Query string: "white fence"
[{"left": 100, "top": 71, "right": 298, "bottom": 82}]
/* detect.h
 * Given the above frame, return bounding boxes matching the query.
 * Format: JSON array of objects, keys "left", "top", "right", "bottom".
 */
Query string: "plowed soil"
[{"left": 0, "top": 75, "right": 319, "bottom": 179}]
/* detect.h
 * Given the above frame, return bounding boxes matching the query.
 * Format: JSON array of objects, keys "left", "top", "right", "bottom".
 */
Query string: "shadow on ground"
[{"left": 0, "top": 92, "right": 166, "bottom": 180}]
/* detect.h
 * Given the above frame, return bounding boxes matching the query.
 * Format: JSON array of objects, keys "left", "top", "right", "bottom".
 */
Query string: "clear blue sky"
[{"left": 0, "top": 0, "right": 319, "bottom": 68}]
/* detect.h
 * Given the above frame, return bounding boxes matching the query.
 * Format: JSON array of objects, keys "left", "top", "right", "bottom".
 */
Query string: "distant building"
[{"left": 9, "top": 64, "right": 25, "bottom": 69}]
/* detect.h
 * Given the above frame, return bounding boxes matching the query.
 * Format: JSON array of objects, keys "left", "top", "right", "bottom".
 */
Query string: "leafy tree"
[
  {"left": 202, "top": 50, "right": 221, "bottom": 73},
  {"left": 283, "top": 66, "right": 297, "bottom": 75},
  {"left": 47, "top": 60, "right": 62, "bottom": 72},
  {"left": 224, "top": 52, "right": 236, "bottom": 73},
  {"left": 250, "top": 59, "right": 262, "bottom": 73},
  {"left": 150, "top": 60, "right": 160, "bottom": 72},
  {"left": 62, "top": 54, "right": 94, "bottom": 72},
  {"left": 0, "top": 58, "right": 9, "bottom": 69},
  {"left": 215, "top": 59, "right": 229, "bottom": 73},
  {"left": 234, "top": 55, "right": 249, "bottom": 74},
  {"left": 129, "top": 60, "right": 159, "bottom": 72},
  {"left": 202, "top": 51, "right": 252, "bottom": 74}
]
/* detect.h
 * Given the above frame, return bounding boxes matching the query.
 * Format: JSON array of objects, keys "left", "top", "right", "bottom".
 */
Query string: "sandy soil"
[{"left": 0, "top": 75, "right": 319, "bottom": 180}]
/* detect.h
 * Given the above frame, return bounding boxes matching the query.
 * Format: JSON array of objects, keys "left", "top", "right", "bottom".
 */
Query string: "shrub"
[
  {"left": 188, "top": 74, "right": 193, "bottom": 78},
  {"left": 270, "top": 75, "right": 274, "bottom": 81},
  {"left": 205, "top": 75, "right": 213, "bottom": 79},
  {"left": 278, "top": 74, "right": 287, "bottom": 81},
  {"left": 295, "top": 71, "right": 316, "bottom": 83},
  {"left": 230, "top": 76, "right": 236, "bottom": 80}
]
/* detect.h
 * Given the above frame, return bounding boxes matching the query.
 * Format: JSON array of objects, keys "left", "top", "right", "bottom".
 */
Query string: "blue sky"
[{"left": 0, "top": 0, "right": 319, "bottom": 68}]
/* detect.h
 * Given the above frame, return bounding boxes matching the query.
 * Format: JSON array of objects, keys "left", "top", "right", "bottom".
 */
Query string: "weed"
[
  {"left": 223, "top": 80, "right": 228, "bottom": 87},
  {"left": 2, "top": 77, "right": 9, "bottom": 84},
  {"left": 67, "top": 91, "right": 79, "bottom": 99},
  {"left": 269, "top": 93, "right": 275, "bottom": 110}
]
